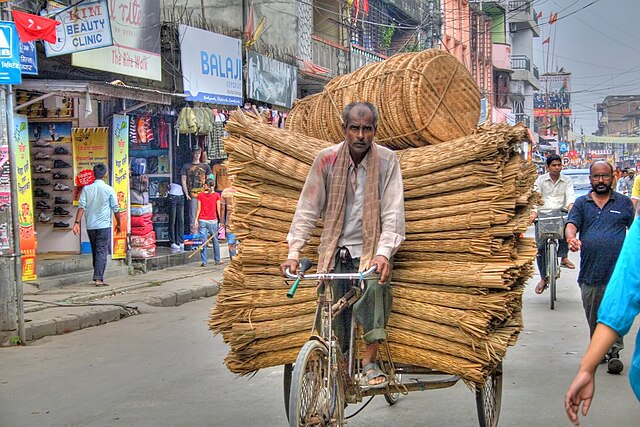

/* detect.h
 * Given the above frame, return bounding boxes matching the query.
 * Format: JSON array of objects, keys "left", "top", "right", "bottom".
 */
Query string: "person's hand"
[
  {"left": 280, "top": 259, "right": 299, "bottom": 277},
  {"left": 565, "top": 370, "right": 595, "bottom": 426},
  {"left": 369, "top": 255, "right": 391, "bottom": 283},
  {"left": 568, "top": 237, "right": 581, "bottom": 252},
  {"left": 185, "top": 194, "right": 191, "bottom": 201},
  {"left": 72, "top": 222, "right": 80, "bottom": 236},
  {"left": 192, "top": 227, "right": 198, "bottom": 234},
  {"left": 529, "top": 210, "right": 537, "bottom": 224},
  {"left": 115, "top": 224, "right": 122, "bottom": 234}
]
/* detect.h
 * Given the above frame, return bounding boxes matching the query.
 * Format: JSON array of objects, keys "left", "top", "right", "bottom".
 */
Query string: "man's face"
[
  {"left": 192, "top": 150, "right": 201, "bottom": 162},
  {"left": 343, "top": 107, "right": 376, "bottom": 160},
  {"left": 590, "top": 163, "right": 613, "bottom": 195},
  {"left": 547, "top": 160, "right": 562, "bottom": 177}
]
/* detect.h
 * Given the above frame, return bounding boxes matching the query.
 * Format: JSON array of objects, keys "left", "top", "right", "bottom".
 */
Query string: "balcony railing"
[
  {"left": 350, "top": 44, "right": 386, "bottom": 71},
  {"left": 515, "top": 113, "right": 531, "bottom": 128},
  {"left": 511, "top": 54, "right": 531, "bottom": 71},
  {"left": 311, "top": 36, "right": 349, "bottom": 77},
  {"left": 508, "top": 1, "right": 531, "bottom": 14},
  {"left": 533, "top": 64, "right": 539, "bottom": 79}
]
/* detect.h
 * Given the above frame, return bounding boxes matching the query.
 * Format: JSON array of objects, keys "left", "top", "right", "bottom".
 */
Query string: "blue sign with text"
[
  {"left": 19, "top": 41, "right": 38, "bottom": 75},
  {"left": 559, "top": 141, "right": 569, "bottom": 154},
  {"left": 0, "top": 22, "right": 22, "bottom": 84}
]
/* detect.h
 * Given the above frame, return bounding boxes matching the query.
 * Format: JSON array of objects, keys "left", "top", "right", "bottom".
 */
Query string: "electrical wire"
[{"left": 24, "top": 299, "right": 140, "bottom": 313}]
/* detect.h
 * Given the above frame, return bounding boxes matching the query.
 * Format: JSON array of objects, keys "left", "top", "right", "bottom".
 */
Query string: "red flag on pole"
[
  {"left": 363, "top": 0, "right": 369, "bottom": 14},
  {"left": 12, "top": 10, "right": 60, "bottom": 44},
  {"left": 549, "top": 13, "right": 558, "bottom": 25},
  {"left": 542, "top": 37, "right": 550, "bottom": 44},
  {"left": 354, "top": 0, "right": 360, "bottom": 24},
  {"left": 244, "top": 2, "right": 255, "bottom": 41},
  {"left": 536, "top": 11, "right": 543, "bottom": 19}
]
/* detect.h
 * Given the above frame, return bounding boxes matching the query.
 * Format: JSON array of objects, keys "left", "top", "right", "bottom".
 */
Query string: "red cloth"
[
  {"left": 131, "top": 213, "right": 152, "bottom": 227},
  {"left": 131, "top": 224, "right": 154, "bottom": 236},
  {"left": 12, "top": 10, "right": 60, "bottom": 43},
  {"left": 197, "top": 191, "right": 220, "bottom": 221}
]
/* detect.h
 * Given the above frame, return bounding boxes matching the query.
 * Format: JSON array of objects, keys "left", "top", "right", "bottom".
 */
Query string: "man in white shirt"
[{"left": 530, "top": 154, "right": 576, "bottom": 294}]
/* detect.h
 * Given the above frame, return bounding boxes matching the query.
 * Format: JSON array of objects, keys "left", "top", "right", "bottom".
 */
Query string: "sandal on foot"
[
  {"left": 534, "top": 281, "right": 548, "bottom": 294},
  {"left": 360, "top": 362, "right": 389, "bottom": 389},
  {"left": 561, "top": 259, "right": 576, "bottom": 269}
]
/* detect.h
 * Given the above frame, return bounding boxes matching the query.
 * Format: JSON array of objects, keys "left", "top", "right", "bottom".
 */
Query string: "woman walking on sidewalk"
[{"left": 193, "top": 179, "right": 222, "bottom": 266}]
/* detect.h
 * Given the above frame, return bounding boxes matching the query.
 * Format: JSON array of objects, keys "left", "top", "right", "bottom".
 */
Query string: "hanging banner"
[
  {"left": 72, "top": 127, "right": 109, "bottom": 204},
  {"left": 246, "top": 51, "right": 297, "bottom": 108},
  {"left": 111, "top": 115, "right": 128, "bottom": 259},
  {"left": 0, "top": 21, "right": 22, "bottom": 84},
  {"left": 72, "top": 0, "right": 161, "bottom": 81},
  {"left": 13, "top": 115, "right": 36, "bottom": 280},
  {"left": 179, "top": 25, "right": 242, "bottom": 105},
  {"left": 19, "top": 41, "right": 38, "bottom": 75},
  {"left": 44, "top": 0, "right": 113, "bottom": 57}
]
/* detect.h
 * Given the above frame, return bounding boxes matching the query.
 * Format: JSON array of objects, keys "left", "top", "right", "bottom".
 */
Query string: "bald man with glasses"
[{"left": 565, "top": 160, "right": 635, "bottom": 374}]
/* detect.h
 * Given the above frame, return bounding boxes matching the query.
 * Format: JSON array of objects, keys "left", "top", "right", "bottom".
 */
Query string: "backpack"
[{"left": 177, "top": 107, "right": 197, "bottom": 134}]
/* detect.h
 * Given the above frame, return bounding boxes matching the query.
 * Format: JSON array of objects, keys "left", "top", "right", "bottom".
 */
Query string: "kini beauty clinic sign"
[
  {"left": 179, "top": 25, "right": 242, "bottom": 105},
  {"left": 44, "top": 0, "right": 113, "bottom": 57},
  {"left": 72, "top": 0, "right": 161, "bottom": 81}
]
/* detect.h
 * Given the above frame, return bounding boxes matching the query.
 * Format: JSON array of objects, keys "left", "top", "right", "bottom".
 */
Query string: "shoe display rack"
[{"left": 32, "top": 138, "right": 74, "bottom": 230}]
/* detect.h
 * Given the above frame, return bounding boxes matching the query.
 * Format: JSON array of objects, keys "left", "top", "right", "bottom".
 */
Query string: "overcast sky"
[{"left": 532, "top": 0, "right": 640, "bottom": 135}]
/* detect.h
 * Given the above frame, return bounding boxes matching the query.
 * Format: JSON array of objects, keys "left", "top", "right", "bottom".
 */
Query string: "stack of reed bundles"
[
  {"left": 210, "top": 109, "right": 537, "bottom": 384},
  {"left": 286, "top": 50, "right": 481, "bottom": 149}
]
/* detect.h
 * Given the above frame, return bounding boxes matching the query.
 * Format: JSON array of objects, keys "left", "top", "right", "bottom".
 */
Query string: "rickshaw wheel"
[
  {"left": 288, "top": 340, "right": 343, "bottom": 426},
  {"left": 475, "top": 362, "right": 503, "bottom": 427},
  {"left": 383, "top": 372, "right": 402, "bottom": 405},
  {"left": 283, "top": 363, "right": 293, "bottom": 420}
]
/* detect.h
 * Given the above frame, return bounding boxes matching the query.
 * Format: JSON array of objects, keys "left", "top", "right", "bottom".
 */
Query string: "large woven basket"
[{"left": 286, "top": 49, "right": 481, "bottom": 149}]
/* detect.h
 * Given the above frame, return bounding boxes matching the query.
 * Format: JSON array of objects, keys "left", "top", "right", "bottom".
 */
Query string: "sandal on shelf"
[{"left": 360, "top": 362, "right": 389, "bottom": 389}]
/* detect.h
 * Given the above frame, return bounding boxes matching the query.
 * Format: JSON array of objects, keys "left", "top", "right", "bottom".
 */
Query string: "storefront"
[{"left": 14, "top": 79, "right": 181, "bottom": 275}]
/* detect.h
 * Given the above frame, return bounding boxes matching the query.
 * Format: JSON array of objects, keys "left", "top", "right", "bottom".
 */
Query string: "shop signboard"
[
  {"left": 72, "top": 0, "right": 161, "bottom": 81},
  {"left": 19, "top": 41, "right": 38, "bottom": 75},
  {"left": 111, "top": 115, "right": 128, "bottom": 259},
  {"left": 0, "top": 146, "right": 9, "bottom": 210},
  {"left": 0, "top": 21, "right": 22, "bottom": 84},
  {"left": 179, "top": 25, "right": 242, "bottom": 105},
  {"left": 72, "top": 127, "right": 109, "bottom": 204},
  {"left": 44, "top": 0, "right": 113, "bottom": 57},
  {"left": 13, "top": 115, "right": 37, "bottom": 280},
  {"left": 246, "top": 51, "right": 297, "bottom": 109}
]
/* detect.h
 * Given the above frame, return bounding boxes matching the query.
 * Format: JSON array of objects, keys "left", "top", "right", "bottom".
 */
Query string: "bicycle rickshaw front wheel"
[
  {"left": 288, "top": 340, "right": 344, "bottom": 427},
  {"left": 546, "top": 239, "right": 558, "bottom": 310},
  {"left": 475, "top": 362, "right": 503, "bottom": 427}
]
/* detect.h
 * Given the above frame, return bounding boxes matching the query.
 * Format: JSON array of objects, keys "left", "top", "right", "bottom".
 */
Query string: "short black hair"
[
  {"left": 342, "top": 102, "right": 379, "bottom": 129},
  {"left": 546, "top": 154, "right": 562, "bottom": 166},
  {"left": 589, "top": 160, "right": 614, "bottom": 174},
  {"left": 93, "top": 163, "right": 107, "bottom": 179}
]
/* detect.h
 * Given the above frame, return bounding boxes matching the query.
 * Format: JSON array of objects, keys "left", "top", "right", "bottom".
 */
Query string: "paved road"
[{"left": 1, "top": 252, "right": 638, "bottom": 426}]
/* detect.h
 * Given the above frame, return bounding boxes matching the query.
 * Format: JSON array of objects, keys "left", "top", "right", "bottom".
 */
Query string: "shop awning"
[{"left": 14, "top": 79, "right": 185, "bottom": 112}]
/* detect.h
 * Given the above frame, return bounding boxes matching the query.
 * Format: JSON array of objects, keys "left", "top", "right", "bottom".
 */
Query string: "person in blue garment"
[{"left": 565, "top": 217, "right": 640, "bottom": 425}]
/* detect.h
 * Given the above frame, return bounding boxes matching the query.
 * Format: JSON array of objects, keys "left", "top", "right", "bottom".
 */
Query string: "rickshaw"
[{"left": 283, "top": 259, "right": 502, "bottom": 427}]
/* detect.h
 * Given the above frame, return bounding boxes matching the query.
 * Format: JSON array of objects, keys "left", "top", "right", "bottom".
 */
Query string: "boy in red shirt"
[{"left": 193, "top": 179, "right": 222, "bottom": 266}]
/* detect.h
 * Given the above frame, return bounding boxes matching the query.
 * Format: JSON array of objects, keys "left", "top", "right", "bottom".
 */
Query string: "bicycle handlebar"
[{"left": 285, "top": 265, "right": 378, "bottom": 299}]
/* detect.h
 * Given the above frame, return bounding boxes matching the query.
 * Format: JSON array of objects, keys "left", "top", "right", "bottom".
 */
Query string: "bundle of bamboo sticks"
[{"left": 209, "top": 109, "right": 537, "bottom": 384}]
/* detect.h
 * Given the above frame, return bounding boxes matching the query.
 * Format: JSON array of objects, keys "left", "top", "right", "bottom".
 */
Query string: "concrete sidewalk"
[{"left": 16, "top": 259, "right": 226, "bottom": 344}]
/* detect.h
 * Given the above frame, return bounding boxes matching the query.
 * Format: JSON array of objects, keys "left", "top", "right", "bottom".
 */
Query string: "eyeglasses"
[{"left": 590, "top": 174, "right": 612, "bottom": 180}]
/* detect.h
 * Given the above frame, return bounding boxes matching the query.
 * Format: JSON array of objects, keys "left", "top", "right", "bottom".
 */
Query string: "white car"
[{"left": 563, "top": 168, "right": 591, "bottom": 198}]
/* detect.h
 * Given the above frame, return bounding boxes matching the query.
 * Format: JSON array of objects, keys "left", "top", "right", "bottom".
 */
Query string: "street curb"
[
  {"left": 25, "top": 269, "right": 221, "bottom": 313},
  {"left": 23, "top": 283, "right": 220, "bottom": 344}
]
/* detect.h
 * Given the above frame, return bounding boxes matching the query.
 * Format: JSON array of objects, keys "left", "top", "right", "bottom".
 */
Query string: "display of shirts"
[{"left": 180, "top": 162, "right": 212, "bottom": 197}]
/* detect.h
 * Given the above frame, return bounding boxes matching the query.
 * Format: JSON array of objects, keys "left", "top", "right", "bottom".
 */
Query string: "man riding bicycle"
[
  {"left": 530, "top": 154, "right": 575, "bottom": 294},
  {"left": 280, "top": 102, "right": 405, "bottom": 388}
]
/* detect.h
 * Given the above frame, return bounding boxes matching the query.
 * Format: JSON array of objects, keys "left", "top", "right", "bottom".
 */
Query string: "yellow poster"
[
  {"left": 13, "top": 115, "right": 37, "bottom": 281},
  {"left": 111, "top": 115, "right": 129, "bottom": 259},
  {"left": 72, "top": 127, "right": 109, "bottom": 204}
]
